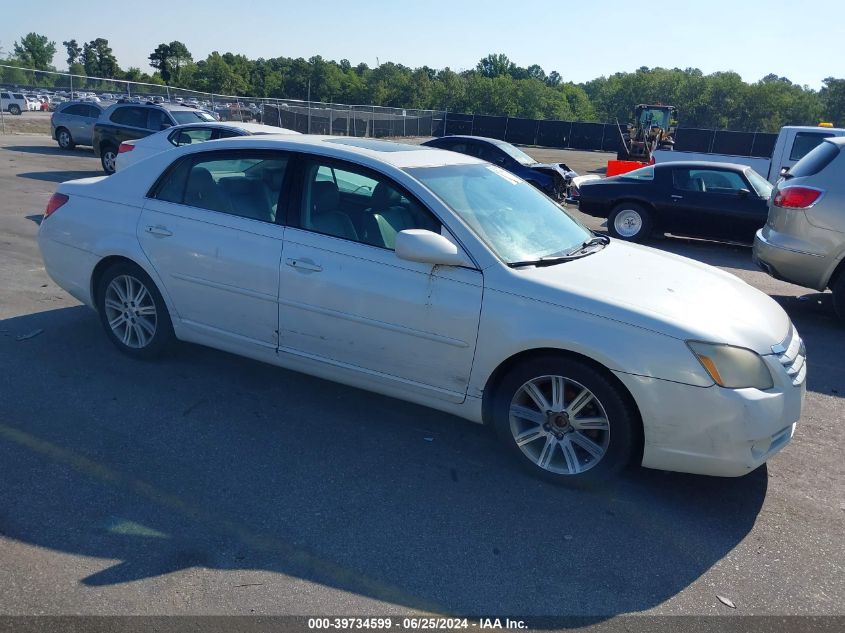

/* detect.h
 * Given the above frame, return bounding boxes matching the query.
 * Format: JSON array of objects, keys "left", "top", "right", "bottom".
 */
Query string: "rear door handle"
[
  {"left": 671, "top": 194, "right": 683, "bottom": 200},
  {"left": 145, "top": 225, "right": 173, "bottom": 237},
  {"left": 285, "top": 257, "right": 322, "bottom": 273}
]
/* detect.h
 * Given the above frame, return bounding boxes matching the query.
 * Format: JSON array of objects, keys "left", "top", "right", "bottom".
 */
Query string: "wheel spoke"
[
  {"left": 560, "top": 437, "right": 581, "bottom": 474},
  {"left": 110, "top": 280, "right": 128, "bottom": 304},
  {"left": 105, "top": 298, "right": 123, "bottom": 312},
  {"left": 132, "top": 323, "right": 148, "bottom": 347},
  {"left": 510, "top": 404, "right": 545, "bottom": 425},
  {"left": 133, "top": 284, "right": 149, "bottom": 305},
  {"left": 135, "top": 305, "right": 156, "bottom": 317},
  {"left": 522, "top": 381, "right": 550, "bottom": 412},
  {"left": 570, "top": 432, "right": 605, "bottom": 459},
  {"left": 537, "top": 436, "right": 558, "bottom": 468},
  {"left": 571, "top": 416, "right": 609, "bottom": 431},
  {"left": 136, "top": 317, "right": 155, "bottom": 338},
  {"left": 550, "top": 376, "right": 565, "bottom": 411},
  {"left": 109, "top": 313, "right": 126, "bottom": 329},
  {"left": 121, "top": 322, "right": 133, "bottom": 345},
  {"left": 514, "top": 427, "right": 546, "bottom": 447},
  {"left": 566, "top": 387, "right": 593, "bottom": 417}
]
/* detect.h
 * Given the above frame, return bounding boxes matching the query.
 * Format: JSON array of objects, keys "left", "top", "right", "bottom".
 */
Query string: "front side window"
[
  {"left": 673, "top": 168, "right": 747, "bottom": 194},
  {"left": 408, "top": 163, "right": 590, "bottom": 264},
  {"left": 297, "top": 159, "right": 440, "bottom": 250},
  {"left": 153, "top": 151, "right": 288, "bottom": 223},
  {"left": 789, "top": 132, "right": 834, "bottom": 161},
  {"left": 147, "top": 109, "right": 173, "bottom": 131},
  {"left": 495, "top": 142, "right": 536, "bottom": 166}
]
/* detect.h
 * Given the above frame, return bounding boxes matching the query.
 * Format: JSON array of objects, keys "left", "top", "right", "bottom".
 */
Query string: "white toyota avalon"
[{"left": 37, "top": 135, "right": 805, "bottom": 485}]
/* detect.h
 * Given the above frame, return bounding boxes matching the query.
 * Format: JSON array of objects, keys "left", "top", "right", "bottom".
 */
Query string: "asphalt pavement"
[{"left": 0, "top": 135, "right": 843, "bottom": 622}]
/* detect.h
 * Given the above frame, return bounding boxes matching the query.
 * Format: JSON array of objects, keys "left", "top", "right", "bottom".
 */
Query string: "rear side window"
[
  {"left": 788, "top": 141, "right": 840, "bottom": 178},
  {"left": 0, "top": 93, "right": 10, "bottom": 99},
  {"left": 110, "top": 106, "right": 147, "bottom": 128},
  {"left": 151, "top": 151, "right": 288, "bottom": 223},
  {"left": 789, "top": 132, "right": 834, "bottom": 161},
  {"left": 86, "top": 105, "right": 101, "bottom": 118},
  {"left": 622, "top": 165, "right": 654, "bottom": 181},
  {"left": 62, "top": 104, "right": 88, "bottom": 116},
  {"left": 168, "top": 127, "right": 215, "bottom": 146}
]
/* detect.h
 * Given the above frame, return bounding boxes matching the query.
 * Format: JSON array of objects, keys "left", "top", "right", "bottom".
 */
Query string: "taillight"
[
  {"left": 118, "top": 142, "right": 135, "bottom": 154},
  {"left": 43, "top": 193, "right": 69, "bottom": 220},
  {"left": 773, "top": 186, "right": 824, "bottom": 209}
]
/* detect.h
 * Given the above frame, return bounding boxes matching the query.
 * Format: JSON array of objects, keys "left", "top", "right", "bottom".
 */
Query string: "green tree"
[
  {"left": 81, "top": 38, "right": 120, "bottom": 78},
  {"left": 820, "top": 77, "right": 845, "bottom": 127},
  {"left": 62, "top": 39, "right": 82, "bottom": 67},
  {"left": 12, "top": 32, "right": 56, "bottom": 70},
  {"left": 476, "top": 53, "right": 515, "bottom": 79}
]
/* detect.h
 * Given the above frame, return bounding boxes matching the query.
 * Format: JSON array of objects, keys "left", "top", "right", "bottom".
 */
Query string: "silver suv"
[{"left": 753, "top": 136, "right": 845, "bottom": 318}]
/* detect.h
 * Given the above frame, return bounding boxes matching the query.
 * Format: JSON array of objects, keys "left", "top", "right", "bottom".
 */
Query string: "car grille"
[{"left": 772, "top": 326, "right": 806, "bottom": 386}]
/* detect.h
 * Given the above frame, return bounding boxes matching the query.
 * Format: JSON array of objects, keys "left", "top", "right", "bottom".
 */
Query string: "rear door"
[{"left": 139, "top": 149, "right": 290, "bottom": 351}]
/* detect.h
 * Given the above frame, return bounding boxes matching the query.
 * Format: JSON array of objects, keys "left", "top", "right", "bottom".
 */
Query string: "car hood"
[
  {"left": 529, "top": 162, "right": 577, "bottom": 178},
  {"left": 505, "top": 240, "right": 789, "bottom": 354}
]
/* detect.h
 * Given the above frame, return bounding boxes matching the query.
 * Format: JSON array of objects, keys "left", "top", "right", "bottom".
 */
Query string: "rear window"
[
  {"left": 788, "top": 141, "right": 840, "bottom": 178},
  {"left": 789, "top": 132, "right": 834, "bottom": 161}
]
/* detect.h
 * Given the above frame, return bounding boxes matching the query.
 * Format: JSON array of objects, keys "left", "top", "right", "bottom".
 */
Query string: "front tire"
[
  {"left": 491, "top": 355, "right": 638, "bottom": 486},
  {"left": 96, "top": 262, "right": 173, "bottom": 359},
  {"left": 608, "top": 202, "right": 653, "bottom": 242},
  {"left": 100, "top": 144, "right": 117, "bottom": 174},
  {"left": 56, "top": 128, "right": 75, "bottom": 150},
  {"left": 9, "top": 104, "right": 21, "bottom": 116}
]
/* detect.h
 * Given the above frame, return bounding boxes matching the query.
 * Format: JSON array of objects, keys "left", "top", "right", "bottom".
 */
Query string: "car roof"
[
  {"left": 166, "top": 121, "right": 299, "bottom": 135},
  {"left": 178, "top": 135, "right": 484, "bottom": 168},
  {"left": 431, "top": 135, "right": 509, "bottom": 146},
  {"left": 653, "top": 160, "right": 752, "bottom": 171},
  {"left": 824, "top": 136, "right": 845, "bottom": 147}
]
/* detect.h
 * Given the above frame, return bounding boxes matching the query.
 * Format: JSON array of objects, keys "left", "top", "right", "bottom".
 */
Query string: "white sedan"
[
  {"left": 115, "top": 121, "right": 299, "bottom": 172},
  {"left": 38, "top": 135, "right": 805, "bottom": 485}
]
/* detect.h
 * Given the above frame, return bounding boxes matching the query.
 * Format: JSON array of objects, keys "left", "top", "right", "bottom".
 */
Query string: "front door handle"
[
  {"left": 285, "top": 257, "right": 322, "bottom": 273},
  {"left": 671, "top": 194, "right": 683, "bottom": 200},
  {"left": 145, "top": 225, "right": 173, "bottom": 237}
]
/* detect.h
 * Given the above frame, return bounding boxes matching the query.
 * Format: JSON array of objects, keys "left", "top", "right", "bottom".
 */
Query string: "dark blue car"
[{"left": 422, "top": 135, "right": 576, "bottom": 201}]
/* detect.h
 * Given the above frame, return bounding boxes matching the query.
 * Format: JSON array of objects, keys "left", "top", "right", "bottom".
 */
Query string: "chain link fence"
[{"left": 1, "top": 65, "right": 777, "bottom": 156}]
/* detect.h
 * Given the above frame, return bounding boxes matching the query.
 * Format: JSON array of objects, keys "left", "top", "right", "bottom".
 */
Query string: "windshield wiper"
[{"left": 507, "top": 235, "right": 610, "bottom": 269}]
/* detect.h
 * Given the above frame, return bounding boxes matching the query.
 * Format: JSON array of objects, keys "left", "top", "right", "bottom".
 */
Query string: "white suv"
[{"left": 0, "top": 91, "right": 28, "bottom": 115}]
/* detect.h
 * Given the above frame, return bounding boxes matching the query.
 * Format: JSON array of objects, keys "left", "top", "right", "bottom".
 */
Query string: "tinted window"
[
  {"left": 673, "top": 168, "right": 747, "bottom": 193},
  {"left": 154, "top": 151, "right": 288, "bottom": 223},
  {"left": 171, "top": 110, "right": 216, "bottom": 124},
  {"left": 789, "top": 132, "right": 834, "bottom": 161},
  {"left": 789, "top": 141, "right": 840, "bottom": 178},
  {"left": 475, "top": 143, "right": 505, "bottom": 164},
  {"left": 147, "top": 109, "right": 172, "bottom": 131},
  {"left": 63, "top": 104, "right": 88, "bottom": 117},
  {"left": 86, "top": 105, "right": 101, "bottom": 118},
  {"left": 0, "top": 93, "right": 9, "bottom": 99},
  {"left": 297, "top": 158, "right": 440, "bottom": 250},
  {"left": 621, "top": 165, "right": 654, "bottom": 181},
  {"left": 110, "top": 106, "right": 147, "bottom": 128}
]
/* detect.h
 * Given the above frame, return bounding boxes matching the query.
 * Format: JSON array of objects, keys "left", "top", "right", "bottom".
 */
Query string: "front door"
[{"left": 278, "top": 156, "right": 483, "bottom": 401}]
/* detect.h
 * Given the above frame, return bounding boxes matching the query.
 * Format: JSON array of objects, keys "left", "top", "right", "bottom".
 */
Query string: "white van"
[
  {"left": 0, "top": 91, "right": 28, "bottom": 115},
  {"left": 654, "top": 126, "right": 845, "bottom": 184}
]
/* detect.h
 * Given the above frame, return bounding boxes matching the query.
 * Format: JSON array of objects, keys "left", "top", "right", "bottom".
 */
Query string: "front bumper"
[
  {"left": 753, "top": 228, "right": 829, "bottom": 291},
  {"left": 614, "top": 332, "right": 805, "bottom": 476}
]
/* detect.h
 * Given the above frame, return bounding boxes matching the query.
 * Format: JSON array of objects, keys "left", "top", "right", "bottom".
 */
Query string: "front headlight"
[{"left": 687, "top": 341, "right": 774, "bottom": 390}]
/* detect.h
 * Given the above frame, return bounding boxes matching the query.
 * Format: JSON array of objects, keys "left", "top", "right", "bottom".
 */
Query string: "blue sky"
[{"left": 1, "top": 0, "right": 841, "bottom": 88}]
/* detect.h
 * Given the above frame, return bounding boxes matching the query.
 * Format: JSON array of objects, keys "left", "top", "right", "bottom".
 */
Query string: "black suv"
[{"left": 93, "top": 101, "right": 215, "bottom": 174}]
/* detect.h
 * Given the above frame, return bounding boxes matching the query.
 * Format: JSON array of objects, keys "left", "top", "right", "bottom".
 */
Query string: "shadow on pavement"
[
  {"left": 0, "top": 306, "right": 769, "bottom": 617},
  {"left": 1, "top": 144, "right": 95, "bottom": 158},
  {"left": 17, "top": 170, "right": 102, "bottom": 183}
]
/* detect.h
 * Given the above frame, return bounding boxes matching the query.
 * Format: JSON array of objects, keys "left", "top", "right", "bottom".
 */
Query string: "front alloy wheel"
[
  {"left": 57, "top": 129, "right": 74, "bottom": 149},
  {"left": 101, "top": 147, "right": 117, "bottom": 174},
  {"left": 492, "top": 356, "right": 637, "bottom": 486},
  {"left": 510, "top": 376, "right": 610, "bottom": 475}
]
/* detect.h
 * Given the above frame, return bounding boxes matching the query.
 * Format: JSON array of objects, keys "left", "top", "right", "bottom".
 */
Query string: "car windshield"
[
  {"left": 171, "top": 110, "right": 216, "bottom": 124},
  {"left": 745, "top": 168, "right": 773, "bottom": 199},
  {"left": 496, "top": 142, "right": 537, "bottom": 166},
  {"left": 407, "top": 163, "right": 591, "bottom": 264}
]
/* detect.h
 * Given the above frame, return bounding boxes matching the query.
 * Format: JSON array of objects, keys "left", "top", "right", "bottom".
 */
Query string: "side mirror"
[{"left": 395, "top": 229, "right": 473, "bottom": 267}]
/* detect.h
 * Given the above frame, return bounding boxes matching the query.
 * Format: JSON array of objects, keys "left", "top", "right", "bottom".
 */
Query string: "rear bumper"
[
  {"left": 753, "top": 227, "right": 830, "bottom": 291},
  {"left": 37, "top": 232, "right": 98, "bottom": 308},
  {"left": 614, "top": 359, "right": 805, "bottom": 477}
]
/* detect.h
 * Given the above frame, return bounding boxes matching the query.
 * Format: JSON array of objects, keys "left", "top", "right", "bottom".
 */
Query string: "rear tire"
[
  {"left": 9, "top": 104, "right": 21, "bottom": 116},
  {"left": 832, "top": 272, "right": 845, "bottom": 320},
  {"left": 56, "top": 128, "right": 75, "bottom": 150},
  {"left": 100, "top": 144, "right": 117, "bottom": 174},
  {"left": 96, "top": 262, "right": 174, "bottom": 359},
  {"left": 491, "top": 355, "right": 637, "bottom": 487},
  {"left": 608, "top": 202, "right": 653, "bottom": 242}
]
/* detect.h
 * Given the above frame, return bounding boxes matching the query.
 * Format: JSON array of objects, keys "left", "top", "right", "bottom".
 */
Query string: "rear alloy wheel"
[
  {"left": 492, "top": 356, "right": 637, "bottom": 486},
  {"left": 57, "top": 128, "right": 75, "bottom": 150},
  {"left": 9, "top": 104, "right": 21, "bottom": 116},
  {"left": 608, "top": 202, "right": 652, "bottom": 242},
  {"left": 100, "top": 145, "right": 117, "bottom": 174},
  {"left": 96, "top": 262, "right": 173, "bottom": 359}
]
